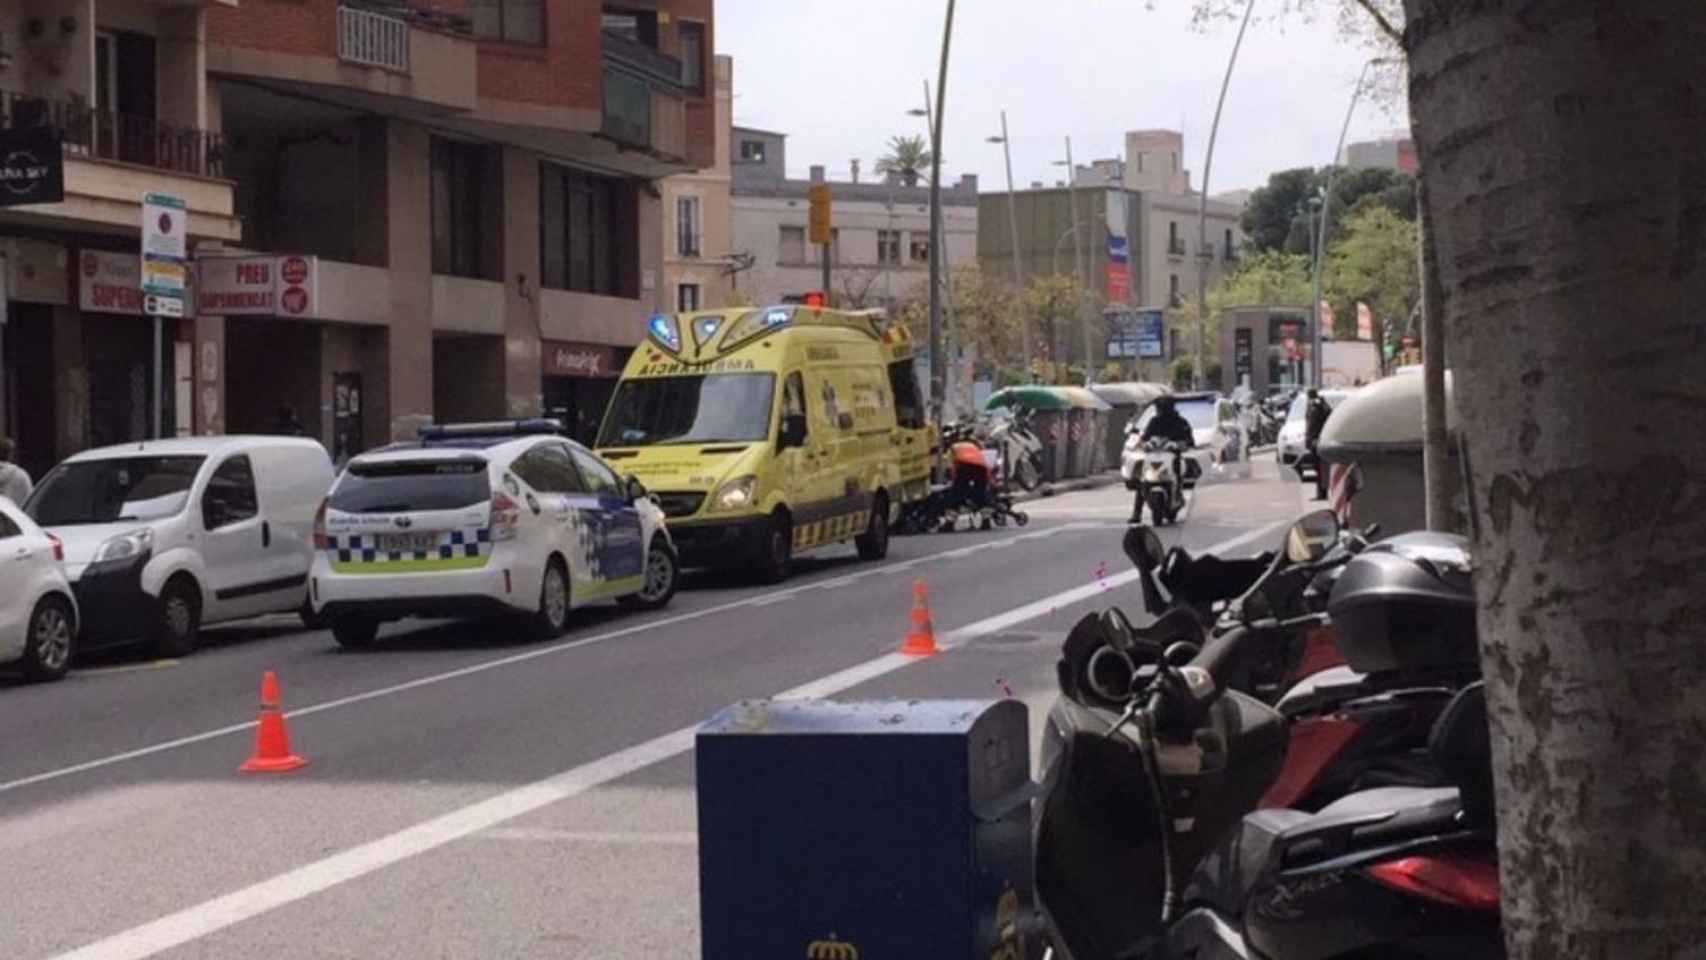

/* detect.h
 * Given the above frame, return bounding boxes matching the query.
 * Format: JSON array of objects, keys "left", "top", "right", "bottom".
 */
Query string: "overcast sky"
[{"left": 717, "top": 1, "right": 1408, "bottom": 196}]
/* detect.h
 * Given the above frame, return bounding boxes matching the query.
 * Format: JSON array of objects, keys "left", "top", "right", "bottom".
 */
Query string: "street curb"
[{"left": 1013, "top": 472, "right": 1122, "bottom": 503}]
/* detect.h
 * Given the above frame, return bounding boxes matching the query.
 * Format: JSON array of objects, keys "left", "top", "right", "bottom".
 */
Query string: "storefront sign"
[
  {"left": 79, "top": 250, "right": 144, "bottom": 316},
  {"left": 0, "top": 127, "right": 64, "bottom": 208},
  {"left": 542, "top": 341, "right": 619, "bottom": 378},
  {"left": 196, "top": 254, "right": 317, "bottom": 317}
]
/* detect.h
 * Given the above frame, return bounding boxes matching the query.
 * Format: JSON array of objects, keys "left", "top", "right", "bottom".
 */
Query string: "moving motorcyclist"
[{"left": 1130, "top": 396, "right": 1196, "bottom": 523}]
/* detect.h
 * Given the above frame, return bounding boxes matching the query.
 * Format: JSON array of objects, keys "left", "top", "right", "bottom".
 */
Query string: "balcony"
[
  {"left": 600, "top": 30, "right": 685, "bottom": 91},
  {"left": 338, "top": 6, "right": 410, "bottom": 71},
  {"left": 1167, "top": 237, "right": 1186, "bottom": 257},
  {"left": 0, "top": 91, "right": 238, "bottom": 240}
]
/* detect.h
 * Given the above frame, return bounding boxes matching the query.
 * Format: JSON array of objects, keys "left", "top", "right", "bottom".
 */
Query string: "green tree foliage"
[
  {"left": 1244, "top": 166, "right": 1417, "bottom": 255},
  {"left": 874, "top": 135, "right": 933, "bottom": 187},
  {"left": 1323, "top": 205, "right": 1418, "bottom": 371}
]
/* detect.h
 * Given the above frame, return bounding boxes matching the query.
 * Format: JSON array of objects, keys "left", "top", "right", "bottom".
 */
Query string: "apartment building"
[
  {"left": 659, "top": 51, "right": 729, "bottom": 314},
  {"left": 0, "top": 0, "right": 716, "bottom": 474},
  {"left": 729, "top": 125, "right": 977, "bottom": 310}
]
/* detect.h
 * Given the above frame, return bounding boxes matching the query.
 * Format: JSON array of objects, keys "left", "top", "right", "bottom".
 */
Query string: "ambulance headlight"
[{"left": 709, "top": 475, "right": 758, "bottom": 513}]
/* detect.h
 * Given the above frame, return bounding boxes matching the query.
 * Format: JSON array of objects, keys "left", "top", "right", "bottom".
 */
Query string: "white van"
[{"left": 24, "top": 437, "right": 335, "bottom": 656}]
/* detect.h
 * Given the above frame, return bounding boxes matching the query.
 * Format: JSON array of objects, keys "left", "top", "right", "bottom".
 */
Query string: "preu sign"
[
  {"left": 196, "top": 254, "right": 318, "bottom": 317},
  {"left": 0, "top": 128, "right": 64, "bottom": 208}
]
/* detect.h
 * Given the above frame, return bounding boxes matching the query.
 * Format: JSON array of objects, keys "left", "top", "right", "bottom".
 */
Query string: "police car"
[{"left": 310, "top": 420, "right": 677, "bottom": 648}]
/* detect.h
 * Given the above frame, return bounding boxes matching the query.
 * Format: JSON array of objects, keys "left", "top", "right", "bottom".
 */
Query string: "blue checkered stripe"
[{"left": 326, "top": 528, "right": 492, "bottom": 564}]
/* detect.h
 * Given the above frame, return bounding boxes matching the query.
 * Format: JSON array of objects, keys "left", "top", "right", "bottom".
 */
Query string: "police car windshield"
[
  {"left": 599, "top": 373, "right": 778, "bottom": 446},
  {"left": 26, "top": 456, "right": 204, "bottom": 526},
  {"left": 331, "top": 459, "right": 491, "bottom": 513}
]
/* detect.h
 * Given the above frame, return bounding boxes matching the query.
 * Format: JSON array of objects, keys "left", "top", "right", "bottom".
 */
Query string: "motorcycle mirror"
[
  {"left": 1121, "top": 525, "right": 1166, "bottom": 572},
  {"left": 1086, "top": 646, "right": 1136, "bottom": 702},
  {"left": 1162, "top": 640, "right": 1200, "bottom": 667},
  {"left": 1285, "top": 509, "right": 1342, "bottom": 564}
]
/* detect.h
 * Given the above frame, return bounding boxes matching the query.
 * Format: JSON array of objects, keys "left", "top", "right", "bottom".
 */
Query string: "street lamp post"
[
  {"left": 987, "top": 111, "right": 1031, "bottom": 382},
  {"left": 1311, "top": 57, "right": 1389, "bottom": 385},
  {"left": 924, "top": 0, "right": 957, "bottom": 425},
  {"left": 1055, "top": 140, "right": 1090, "bottom": 383},
  {"left": 1194, "top": 0, "right": 1256, "bottom": 391}
]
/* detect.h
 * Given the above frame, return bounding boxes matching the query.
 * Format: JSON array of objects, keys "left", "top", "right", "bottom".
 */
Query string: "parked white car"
[
  {"left": 1128, "top": 392, "right": 1239, "bottom": 486},
  {"left": 311, "top": 420, "right": 677, "bottom": 649},
  {"left": 0, "top": 497, "right": 78, "bottom": 682},
  {"left": 24, "top": 437, "right": 335, "bottom": 657}
]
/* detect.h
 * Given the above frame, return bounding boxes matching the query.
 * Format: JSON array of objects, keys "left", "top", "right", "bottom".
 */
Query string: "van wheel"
[
  {"left": 21, "top": 595, "right": 75, "bottom": 682},
  {"left": 298, "top": 599, "right": 325, "bottom": 632},
  {"left": 150, "top": 577, "right": 202, "bottom": 657},
  {"left": 855, "top": 496, "right": 890, "bottom": 561},
  {"left": 331, "top": 618, "right": 380, "bottom": 649},
  {"left": 754, "top": 512, "right": 793, "bottom": 584},
  {"left": 531, "top": 559, "right": 571, "bottom": 640}
]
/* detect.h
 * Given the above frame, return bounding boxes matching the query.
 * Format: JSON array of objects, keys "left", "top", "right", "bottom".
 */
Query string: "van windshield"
[
  {"left": 598, "top": 373, "right": 778, "bottom": 446},
  {"left": 26, "top": 456, "right": 205, "bottom": 526}
]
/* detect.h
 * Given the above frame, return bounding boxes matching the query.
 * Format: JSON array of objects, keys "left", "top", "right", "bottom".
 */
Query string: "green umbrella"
[{"left": 984, "top": 386, "right": 1074, "bottom": 412}]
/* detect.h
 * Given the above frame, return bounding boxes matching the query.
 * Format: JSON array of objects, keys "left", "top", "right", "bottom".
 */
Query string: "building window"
[
  {"left": 877, "top": 229, "right": 901, "bottom": 265},
  {"left": 470, "top": 0, "right": 543, "bottom": 44},
  {"left": 676, "top": 196, "right": 701, "bottom": 258},
  {"left": 679, "top": 20, "right": 706, "bottom": 92},
  {"left": 1224, "top": 228, "right": 1236, "bottom": 260},
  {"left": 540, "top": 162, "right": 639, "bottom": 297},
  {"left": 1168, "top": 220, "right": 1184, "bottom": 256},
  {"left": 678, "top": 283, "right": 701, "bottom": 312},
  {"left": 739, "top": 139, "right": 767, "bottom": 163},
  {"left": 601, "top": 7, "right": 657, "bottom": 46},
  {"left": 779, "top": 226, "right": 805, "bottom": 263},
  {"left": 909, "top": 233, "right": 931, "bottom": 263},
  {"left": 1169, "top": 274, "right": 1182, "bottom": 307},
  {"left": 431, "top": 138, "right": 501, "bottom": 281}
]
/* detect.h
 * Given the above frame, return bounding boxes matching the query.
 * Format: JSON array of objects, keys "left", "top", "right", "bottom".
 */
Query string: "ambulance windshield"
[{"left": 598, "top": 373, "right": 778, "bottom": 446}]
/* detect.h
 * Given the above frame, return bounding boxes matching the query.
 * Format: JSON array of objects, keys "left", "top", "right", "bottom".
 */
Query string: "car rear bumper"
[
  {"left": 667, "top": 517, "right": 770, "bottom": 566},
  {"left": 312, "top": 562, "right": 531, "bottom": 620}
]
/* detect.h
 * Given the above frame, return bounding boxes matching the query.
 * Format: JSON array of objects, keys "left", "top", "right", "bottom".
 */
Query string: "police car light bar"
[{"left": 418, "top": 418, "right": 566, "bottom": 440}]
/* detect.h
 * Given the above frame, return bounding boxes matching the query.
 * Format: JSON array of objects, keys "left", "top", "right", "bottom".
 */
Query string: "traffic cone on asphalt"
[
  {"left": 899, "top": 579, "right": 940, "bottom": 657},
  {"left": 240, "top": 671, "right": 307, "bottom": 773}
]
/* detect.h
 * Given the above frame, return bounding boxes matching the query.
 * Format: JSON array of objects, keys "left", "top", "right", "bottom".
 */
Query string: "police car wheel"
[
  {"left": 331, "top": 618, "right": 380, "bottom": 648},
  {"left": 532, "top": 560, "right": 571, "bottom": 639},
  {"left": 622, "top": 542, "right": 679, "bottom": 611}
]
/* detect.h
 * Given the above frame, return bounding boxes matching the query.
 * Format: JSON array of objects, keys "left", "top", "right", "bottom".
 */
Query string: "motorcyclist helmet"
[{"left": 1327, "top": 531, "right": 1478, "bottom": 674}]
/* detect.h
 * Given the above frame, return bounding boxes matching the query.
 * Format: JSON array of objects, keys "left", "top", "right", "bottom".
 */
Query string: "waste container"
[
  {"left": 1318, "top": 367, "right": 1465, "bottom": 536},
  {"left": 985, "top": 386, "right": 1074, "bottom": 482},
  {"left": 1057, "top": 387, "right": 1112, "bottom": 477},
  {"left": 698, "top": 698, "right": 1034, "bottom": 960},
  {"left": 1089, "top": 383, "right": 1170, "bottom": 470}
]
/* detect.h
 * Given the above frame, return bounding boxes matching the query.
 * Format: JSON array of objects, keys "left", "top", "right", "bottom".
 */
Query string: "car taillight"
[
  {"left": 312, "top": 498, "right": 329, "bottom": 549},
  {"left": 490, "top": 491, "right": 520, "bottom": 540},
  {"left": 47, "top": 533, "right": 64, "bottom": 562},
  {"left": 1365, "top": 855, "right": 1500, "bottom": 912}
]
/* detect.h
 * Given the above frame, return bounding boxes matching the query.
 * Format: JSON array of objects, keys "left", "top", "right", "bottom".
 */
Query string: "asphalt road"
[{"left": 0, "top": 459, "right": 1307, "bottom": 960}]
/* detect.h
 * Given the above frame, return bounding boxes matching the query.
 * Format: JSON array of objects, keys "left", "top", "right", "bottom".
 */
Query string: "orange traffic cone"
[
  {"left": 240, "top": 671, "right": 307, "bottom": 773},
  {"left": 899, "top": 579, "right": 940, "bottom": 657}
]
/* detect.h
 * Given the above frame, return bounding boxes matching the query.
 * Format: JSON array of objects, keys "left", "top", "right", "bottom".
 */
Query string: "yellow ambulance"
[{"left": 596, "top": 304, "right": 920, "bottom": 582}]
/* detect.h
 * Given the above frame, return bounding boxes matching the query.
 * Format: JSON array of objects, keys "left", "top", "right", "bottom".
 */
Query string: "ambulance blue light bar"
[{"left": 648, "top": 313, "right": 682, "bottom": 352}]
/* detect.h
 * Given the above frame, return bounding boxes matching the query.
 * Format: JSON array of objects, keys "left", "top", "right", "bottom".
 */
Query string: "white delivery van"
[{"left": 24, "top": 437, "right": 335, "bottom": 656}]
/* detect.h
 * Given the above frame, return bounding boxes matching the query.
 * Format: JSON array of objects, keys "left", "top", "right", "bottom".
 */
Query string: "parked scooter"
[
  {"left": 1035, "top": 516, "right": 1497, "bottom": 959},
  {"left": 988, "top": 407, "right": 1044, "bottom": 492}
]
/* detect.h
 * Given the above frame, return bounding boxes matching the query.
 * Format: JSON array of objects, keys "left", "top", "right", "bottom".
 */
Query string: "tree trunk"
[
  {"left": 1417, "top": 177, "right": 1454, "bottom": 533},
  {"left": 1404, "top": 2, "right": 1706, "bottom": 956}
]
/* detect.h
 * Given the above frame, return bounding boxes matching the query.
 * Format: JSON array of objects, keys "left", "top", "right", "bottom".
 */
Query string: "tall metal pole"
[
  {"left": 922, "top": 81, "right": 959, "bottom": 413},
  {"left": 1063, "top": 137, "right": 1089, "bottom": 382},
  {"left": 151, "top": 315, "right": 163, "bottom": 438},
  {"left": 1312, "top": 57, "right": 1383, "bottom": 385},
  {"left": 1195, "top": 0, "right": 1256, "bottom": 390},
  {"left": 998, "top": 111, "right": 1030, "bottom": 381},
  {"left": 926, "top": 0, "right": 957, "bottom": 425}
]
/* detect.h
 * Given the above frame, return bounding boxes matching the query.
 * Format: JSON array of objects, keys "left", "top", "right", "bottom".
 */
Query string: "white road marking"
[
  {"left": 42, "top": 518, "right": 1287, "bottom": 960},
  {"left": 478, "top": 828, "right": 698, "bottom": 846},
  {"left": 0, "top": 523, "right": 1087, "bottom": 797}
]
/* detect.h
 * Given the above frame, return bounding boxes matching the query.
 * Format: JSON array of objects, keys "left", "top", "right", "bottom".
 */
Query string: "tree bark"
[
  {"left": 1417, "top": 177, "right": 1454, "bottom": 532},
  {"left": 1403, "top": 2, "right": 1706, "bottom": 956}
]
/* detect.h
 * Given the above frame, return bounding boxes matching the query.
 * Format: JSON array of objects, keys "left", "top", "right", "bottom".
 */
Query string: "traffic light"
[{"left": 808, "top": 183, "right": 832, "bottom": 246}]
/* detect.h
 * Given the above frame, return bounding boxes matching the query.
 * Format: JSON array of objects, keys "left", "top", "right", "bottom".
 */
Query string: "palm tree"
[{"left": 875, "top": 134, "right": 933, "bottom": 187}]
